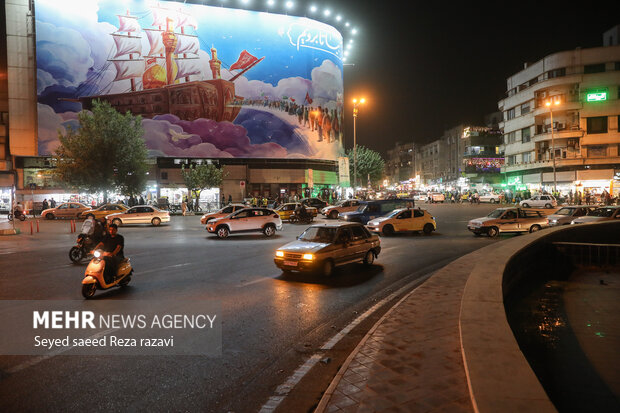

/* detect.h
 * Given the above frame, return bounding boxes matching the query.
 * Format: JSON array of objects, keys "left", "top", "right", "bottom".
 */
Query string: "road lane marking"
[
  {"left": 139, "top": 262, "right": 192, "bottom": 275},
  {"left": 237, "top": 276, "right": 274, "bottom": 288},
  {"left": 259, "top": 271, "right": 434, "bottom": 413}
]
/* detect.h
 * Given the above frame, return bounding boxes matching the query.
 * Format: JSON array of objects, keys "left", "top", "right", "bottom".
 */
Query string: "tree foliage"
[
  {"left": 181, "top": 162, "right": 225, "bottom": 207},
  {"left": 346, "top": 145, "right": 385, "bottom": 186},
  {"left": 53, "top": 100, "right": 148, "bottom": 200}
]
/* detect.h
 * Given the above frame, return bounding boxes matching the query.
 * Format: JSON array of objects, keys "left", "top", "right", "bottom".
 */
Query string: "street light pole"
[{"left": 352, "top": 98, "right": 365, "bottom": 190}]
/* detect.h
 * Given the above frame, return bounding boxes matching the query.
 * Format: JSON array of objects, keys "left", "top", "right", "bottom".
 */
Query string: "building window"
[
  {"left": 161, "top": 172, "right": 168, "bottom": 180},
  {"left": 587, "top": 145, "right": 607, "bottom": 157},
  {"left": 586, "top": 116, "right": 608, "bottom": 134},
  {"left": 506, "top": 108, "right": 516, "bottom": 120},
  {"left": 548, "top": 68, "right": 566, "bottom": 79},
  {"left": 522, "top": 152, "right": 532, "bottom": 163},
  {"left": 520, "top": 102, "right": 530, "bottom": 115},
  {"left": 584, "top": 63, "right": 605, "bottom": 74},
  {"left": 521, "top": 127, "right": 531, "bottom": 143}
]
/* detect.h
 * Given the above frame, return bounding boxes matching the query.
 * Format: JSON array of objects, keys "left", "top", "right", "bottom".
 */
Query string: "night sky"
[{"left": 333, "top": 1, "right": 619, "bottom": 155}]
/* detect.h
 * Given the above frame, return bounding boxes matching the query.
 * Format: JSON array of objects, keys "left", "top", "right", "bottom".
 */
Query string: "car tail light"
[{"left": 273, "top": 213, "right": 279, "bottom": 218}]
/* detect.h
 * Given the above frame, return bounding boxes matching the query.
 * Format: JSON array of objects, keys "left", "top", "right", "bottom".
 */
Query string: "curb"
[{"left": 314, "top": 272, "right": 433, "bottom": 413}]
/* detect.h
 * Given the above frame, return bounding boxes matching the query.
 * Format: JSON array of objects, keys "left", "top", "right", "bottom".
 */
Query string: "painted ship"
[{"left": 78, "top": 4, "right": 263, "bottom": 122}]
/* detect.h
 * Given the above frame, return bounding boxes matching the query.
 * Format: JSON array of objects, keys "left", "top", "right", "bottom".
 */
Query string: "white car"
[
  {"left": 106, "top": 205, "right": 170, "bottom": 226},
  {"left": 427, "top": 193, "right": 445, "bottom": 203},
  {"left": 206, "top": 207, "right": 283, "bottom": 238},
  {"left": 321, "top": 199, "right": 361, "bottom": 219},
  {"left": 520, "top": 195, "right": 557, "bottom": 208},
  {"left": 478, "top": 193, "right": 502, "bottom": 203}
]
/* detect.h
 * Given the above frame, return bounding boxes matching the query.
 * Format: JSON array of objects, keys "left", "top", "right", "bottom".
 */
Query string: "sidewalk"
[{"left": 316, "top": 253, "right": 474, "bottom": 412}]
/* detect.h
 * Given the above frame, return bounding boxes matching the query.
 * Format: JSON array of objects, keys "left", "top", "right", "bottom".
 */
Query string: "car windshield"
[
  {"left": 386, "top": 209, "right": 402, "bottom": 218},
  {"left": 299, "top": 227, "right": 337, "bottom": 243},
  {"left": 487, "top": 209, "right": 505, "bottom": 218},
  {"left": 589, "top": 208, "right": 616, "bottom": 217},
  {"left": 356, "top": 204, "right": 367, "bottom": 212},
  {"left": 554, "top": 208, "right": 575, "bottom": 216}
]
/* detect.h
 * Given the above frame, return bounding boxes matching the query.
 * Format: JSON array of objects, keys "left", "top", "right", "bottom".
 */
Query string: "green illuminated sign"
[{"left": 586, "top": 91, "right": 607, "bottom": 102}]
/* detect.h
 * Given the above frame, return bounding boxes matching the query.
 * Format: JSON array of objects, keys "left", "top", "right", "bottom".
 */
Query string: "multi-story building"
[
  {"left": 412, "top": 116, "right": 503, "bottom": 189},
  {"left": 385, "top": 142, "right": 415, "bottom": 185},
  {"left": 499, "top": 26, "right": 620, "bottom": 200}
]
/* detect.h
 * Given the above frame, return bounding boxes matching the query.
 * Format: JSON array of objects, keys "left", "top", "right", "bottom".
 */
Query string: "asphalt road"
[{"left": 0, "top": 203, "right": 504, "bottom": 412}]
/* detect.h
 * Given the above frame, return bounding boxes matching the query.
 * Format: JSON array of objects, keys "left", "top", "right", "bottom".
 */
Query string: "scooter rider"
[
  {"left": 92, "top": 223, "right": 124, "bottom": 284},
  {"left": 295, "top": 202, "right": 310, "bottom": 220}
]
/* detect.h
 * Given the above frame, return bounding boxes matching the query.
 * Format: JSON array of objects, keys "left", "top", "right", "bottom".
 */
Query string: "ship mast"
[{"left": 162, "top": 17, "right": 178, "bottom": 85}]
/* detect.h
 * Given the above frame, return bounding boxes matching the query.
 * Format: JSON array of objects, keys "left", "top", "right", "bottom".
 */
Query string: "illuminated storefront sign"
[{"left": 586, "top": 90, "right": 608, "bottom": 102}]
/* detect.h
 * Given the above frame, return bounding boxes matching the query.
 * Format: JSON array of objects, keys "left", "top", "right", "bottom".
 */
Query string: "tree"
[
  {"left": 181, "top": 162, "right": 225, "bottom": 209},
  {"left": 53, "top": 100, "right": 148, "bottom": 202},
  {"left": 346, "top": 145, "right": 385, "bottom": 187}
]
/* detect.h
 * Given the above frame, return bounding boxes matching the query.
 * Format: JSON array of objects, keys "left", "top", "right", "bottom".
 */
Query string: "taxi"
[
  {"left": 366, "top": 207, "right": 436, "bottom": 236},
  {"left": 80, "top": 203, "right": 128, "bottom": 220},
  {"left": 275, "top": 203, "right": 318, "bottom": 221}
]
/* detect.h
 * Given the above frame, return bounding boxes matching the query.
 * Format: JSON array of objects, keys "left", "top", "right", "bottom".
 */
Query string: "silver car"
[
  {"left": 571, "top": 206, "right": 620, "bottom": 224},
  {"left": 274, "top": 222, "right": 381, "bottom": 276},
  {"left": 547, "top": 206, "right": 596, "bottom": 226}
]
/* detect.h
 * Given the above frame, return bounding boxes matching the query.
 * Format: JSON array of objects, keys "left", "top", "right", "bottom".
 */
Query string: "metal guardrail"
[{"left": 553, "top": 242, "right": 620, "bottom": 268}]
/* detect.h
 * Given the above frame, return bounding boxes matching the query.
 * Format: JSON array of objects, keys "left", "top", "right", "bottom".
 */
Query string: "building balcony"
[{"left": 501, "top": 155, "right": 620, "bottom": 173}]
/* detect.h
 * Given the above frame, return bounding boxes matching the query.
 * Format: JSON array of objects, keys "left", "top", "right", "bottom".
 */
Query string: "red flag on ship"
[
  {"left": 230, "top": 50, "right": 260, "bottom": 71},
  {"left": 305, "top": 92, "right": 313, "bottom": 104}
]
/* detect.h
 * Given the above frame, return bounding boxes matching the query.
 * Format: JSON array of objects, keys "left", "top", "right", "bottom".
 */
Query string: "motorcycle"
[
  {"left": 289, "top": 211, "right": 313, "bottom": 224},
  {"left": 69, "top": 234, "right": 97, "bottom": 263},
  {"left": 7, "top": 209, "right": 26, "bottom": 221},
  {"left": 81, "top": 249, "right": 133, "bottom": 299}
]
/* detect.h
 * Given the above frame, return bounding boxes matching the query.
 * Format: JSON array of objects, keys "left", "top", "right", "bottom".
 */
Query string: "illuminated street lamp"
[
  {"left": 545, "top": 97, "right": 561, "bottom": 192},
  {"left": 352, "top": 98, "right": 366, "bottom": 189}
]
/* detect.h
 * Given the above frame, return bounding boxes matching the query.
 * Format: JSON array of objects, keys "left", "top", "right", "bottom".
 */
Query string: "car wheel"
[
  {"left": 216, "top": 226, "right": 229, "bottom": 239},
  {"left": 112, "top": 218, "right": 122, "bottom": 227},
  {"left": 382, "top": 224, "right": 395, "bottom": 236},
  {"left": 544, "top": 203, "right": 552, "bottom": 209},
  {"left": 322, "top": 259, "right": 335, "bottom": 277},
  {"left": 487, "top": 227, "right": 499, "bottom": 238},
  {"left": 529, "top": 224, "right": 541, "bottom": 233},
  {"left": 46, "top": 213, "right": 55, "bottom": 220},
  {"left": 329, "top": 210, "right": 338, "bottom": 219},
  {"left": 423, "top": 223, "right": 434, "bottom": 235},
  {"left": 263, "top": 224, "right": 276, "bottom": 237},
  {"left": 363, "top": 250, "right": 374, "bottom": 265},
  {"left": 522, "top": 203, "right": 530, "bottom": 208},
  {"left": 490, "top": 199, "right": 496, "bottom": 203},
  {"left": 151, "top": 217, "right": 161, "bottom": 226}
]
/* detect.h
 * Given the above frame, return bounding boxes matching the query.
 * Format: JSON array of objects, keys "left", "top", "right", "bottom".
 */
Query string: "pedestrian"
[
  {"left": 181, "top": 197, "right": 187, "bottom": 216},
  {"left": 42, "top": 199, "right": 49, "bottom": 211},
  {"left": 322, "top": 108, "right": 332, "bottom": 143},
  {"left": 221, "top": 194, "right": 225, "bottom": 208},
  {"left": 139, "top": 196, "right": 145, "bottom": 205},
  {"left": 228, "top": 194, "right": 232, "bottom": 204},
  {"left": 316, "top": 106, "right": 324, "bottom": 142},
  {"left": 50, "top": 197, "right": 56, "bottom": 208}
]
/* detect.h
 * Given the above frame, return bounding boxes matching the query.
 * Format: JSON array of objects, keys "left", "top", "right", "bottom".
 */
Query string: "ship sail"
[
  {"left": 117, "top": 14, "right": 141, "bottom": 33},
  {"left": 175, "top": 11, "right": 198, "bottom": 30},
  {"left": 111, "top": 59, "right": 144, "bottom": 81},
  {"left": 112, "top": 34, "right": 143, "bottom": 58},
  {"left": 144, "top": 29, "right": 165, "bottom": 56},
  {"left": 175, "top": 34, "right": 200, "bottom": 56},
  {"left": 175, "top": 58, "right": 202, "bottom": 80}
]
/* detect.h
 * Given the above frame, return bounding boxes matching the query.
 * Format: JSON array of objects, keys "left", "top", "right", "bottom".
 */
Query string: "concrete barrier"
[{"left": 459, "top": 221, "right": 620, "bottom": 412}]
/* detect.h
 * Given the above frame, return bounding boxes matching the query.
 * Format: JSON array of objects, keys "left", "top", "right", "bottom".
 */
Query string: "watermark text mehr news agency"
[{"left": 33, "top": 311, "right": 217, "bottom": 330}]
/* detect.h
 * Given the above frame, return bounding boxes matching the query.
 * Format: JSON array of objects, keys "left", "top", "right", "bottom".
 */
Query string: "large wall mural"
[{"left": 35, "top": 0, "right": 344, "bottom": 160}]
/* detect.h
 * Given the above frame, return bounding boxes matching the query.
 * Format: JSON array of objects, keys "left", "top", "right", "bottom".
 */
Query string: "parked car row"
[{"left": 468, "top": 205, "right": 620, "bottom": 237}]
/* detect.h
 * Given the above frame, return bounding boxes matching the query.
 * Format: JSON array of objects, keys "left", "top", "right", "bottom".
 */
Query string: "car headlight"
[
  {"left": 275, "top": 250, "right": 284, "bottom": 257},
  {"left": 302, "top": 253, "right": 314, "bottom": 260}
]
